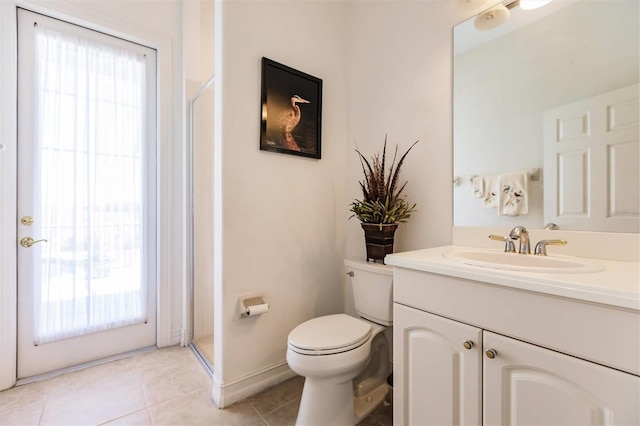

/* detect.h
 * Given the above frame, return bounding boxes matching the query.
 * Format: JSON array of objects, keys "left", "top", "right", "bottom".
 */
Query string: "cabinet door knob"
[
  {"left": 485, "top": 349, "right": 497, "bottom": 359},
  {"left": 463, "top": 340, "right": 474, "bottom": 350}
]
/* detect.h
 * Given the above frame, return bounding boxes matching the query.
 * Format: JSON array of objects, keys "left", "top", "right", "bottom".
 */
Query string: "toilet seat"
[{"left": 288, "top": 314, "right": 372, "bottom": 356}]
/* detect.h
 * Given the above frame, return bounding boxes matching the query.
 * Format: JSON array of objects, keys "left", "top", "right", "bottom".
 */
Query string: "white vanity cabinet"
[
  {"left": 393, "top": 303, "right": 482, "bottom": 425},
  {"left": 389, "top": 250, "right": 640, "bottom": 426},
  {"left": 483, "top": 331, "right": 639, "bottom": 425}
]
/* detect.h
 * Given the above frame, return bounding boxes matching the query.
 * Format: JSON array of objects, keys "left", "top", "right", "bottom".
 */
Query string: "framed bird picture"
[{"left": 260, "top": 57, "right": 322, "bottom": 159}]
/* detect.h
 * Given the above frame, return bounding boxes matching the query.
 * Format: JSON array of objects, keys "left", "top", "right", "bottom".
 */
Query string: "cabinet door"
[
  {"left": 393, "top": 303, "right": 482, "bottom": 425},
  {"left": 484, "top": 331, "right": 640, "bottom": 425}
]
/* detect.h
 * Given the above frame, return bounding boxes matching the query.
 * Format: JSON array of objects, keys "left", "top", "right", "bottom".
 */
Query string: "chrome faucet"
[{"left": 509, "top": 226, "right": 530, "bottom": 254}]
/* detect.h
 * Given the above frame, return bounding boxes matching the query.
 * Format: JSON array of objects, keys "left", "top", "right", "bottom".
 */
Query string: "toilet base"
[
  {"left": 295, "top": 378, "right": 389, "bottom": 426},
  {"left": 354, "top": 382, "right": 389, "bottom": 420},
  {"left": 296, "top": 377, "right": 357, "bottom": 426}
]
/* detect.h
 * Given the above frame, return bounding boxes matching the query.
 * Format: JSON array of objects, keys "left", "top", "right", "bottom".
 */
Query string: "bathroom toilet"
[{"left": 286, "top": 259, "right": 393, "bottom": 425}]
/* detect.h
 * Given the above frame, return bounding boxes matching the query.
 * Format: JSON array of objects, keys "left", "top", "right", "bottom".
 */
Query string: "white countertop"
[{"left": 385, "top": 245, "right": 640, "bottom": 311}]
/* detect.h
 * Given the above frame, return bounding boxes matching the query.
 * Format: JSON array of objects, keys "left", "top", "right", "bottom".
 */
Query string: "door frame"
[{"left": 0, "top": 0, "right": 182, "bottom": 390}]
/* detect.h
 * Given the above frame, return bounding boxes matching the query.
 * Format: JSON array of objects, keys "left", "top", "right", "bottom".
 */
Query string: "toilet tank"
[{"left": 344, "top": 259, "right": 393, "bottom": 326}]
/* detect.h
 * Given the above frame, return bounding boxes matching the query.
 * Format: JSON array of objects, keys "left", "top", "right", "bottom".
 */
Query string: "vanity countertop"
[{"left": 386, "top": 245, "right": 640, "bottom": 311}]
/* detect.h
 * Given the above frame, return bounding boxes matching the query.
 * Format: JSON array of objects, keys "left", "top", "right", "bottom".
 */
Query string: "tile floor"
[{"left": 0, "top": 346, "right": 392, "bottom": 425}]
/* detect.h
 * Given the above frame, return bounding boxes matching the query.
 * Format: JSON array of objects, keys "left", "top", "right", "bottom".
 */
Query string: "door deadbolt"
[
  {"left": 21, "top": 216, "right": 34, "bottom": 226},
  {"left": 20, "top": 237, "right": 48, "bottom": 248}
]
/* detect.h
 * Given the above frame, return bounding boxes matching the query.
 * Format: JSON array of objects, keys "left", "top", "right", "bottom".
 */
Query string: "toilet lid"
[{"left": 288, "top": 314, "right": 371, "bottom": 355}]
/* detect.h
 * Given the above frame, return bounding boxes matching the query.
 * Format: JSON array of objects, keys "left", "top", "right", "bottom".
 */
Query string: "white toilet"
[{"left": 286, "top": 259, "right": 393, "bottom": 425}]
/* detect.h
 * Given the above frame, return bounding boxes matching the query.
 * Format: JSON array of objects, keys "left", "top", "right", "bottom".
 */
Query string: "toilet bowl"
[{"left": 286, "top": 260, "right": 393, "bottom": 425}]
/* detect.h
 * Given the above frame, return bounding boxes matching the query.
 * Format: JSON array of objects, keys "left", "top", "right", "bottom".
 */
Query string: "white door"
[
  {"left": 543, "top": 84, "right": 639, "bottom": 232},
  {"left": 17, "top": 9, "right": 157, "bottom": 378},
  {"left": 393, "top": 303, "right": 482, "bottom": 426},
  {"left": 483, "top": 331, "right": 640, "bottom": 425}
]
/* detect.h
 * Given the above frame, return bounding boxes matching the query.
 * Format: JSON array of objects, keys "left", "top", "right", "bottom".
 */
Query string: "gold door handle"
[{"left": 20, "top": 237, "right": 48, "bottom": 248}]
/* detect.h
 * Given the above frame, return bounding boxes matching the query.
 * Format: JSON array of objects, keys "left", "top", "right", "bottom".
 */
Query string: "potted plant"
[{"left": 350, "top": 136, "right": 419, "bottom": 263}]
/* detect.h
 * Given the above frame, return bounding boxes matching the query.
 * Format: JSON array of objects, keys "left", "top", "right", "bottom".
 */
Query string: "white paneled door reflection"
[
  {"left": 16, "top": 8, "right": 157, "bottom": 378},
  {"left": 543, "top": 84, "right": 640, "bottom": 233}
]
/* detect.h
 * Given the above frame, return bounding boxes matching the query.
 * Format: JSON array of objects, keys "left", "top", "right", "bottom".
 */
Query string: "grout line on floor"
[
  {"left": 133, "top": 352, "right": 152, "bottom": 410},
  {"left": 37, "top": 385, "right": 50, "bottom": 426},
  {"left": 96, "top": 407, "right": 148, "bottom": 426},
  {"left": 245, "top": 398, "right": 269, "bottom": 426}
]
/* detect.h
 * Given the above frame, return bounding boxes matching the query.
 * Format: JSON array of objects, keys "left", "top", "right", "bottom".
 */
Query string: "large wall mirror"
[{"left": 453, "top": 0, "right": 639, "bottom": 233}]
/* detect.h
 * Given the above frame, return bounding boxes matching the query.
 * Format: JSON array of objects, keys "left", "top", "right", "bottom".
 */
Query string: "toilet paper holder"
[{"left": 238, "top": 295, "right": 269, "bottom": 318}]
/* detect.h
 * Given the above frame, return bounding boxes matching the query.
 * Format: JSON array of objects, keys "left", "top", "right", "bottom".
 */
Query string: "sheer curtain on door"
[{"left": 33, "top": 22, "right": 148, "bottom": 344}]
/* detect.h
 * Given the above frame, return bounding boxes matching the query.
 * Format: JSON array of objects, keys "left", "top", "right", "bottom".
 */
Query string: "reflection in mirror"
[{"left": 453, "top": 0, "right": 639, "bottom": 232}]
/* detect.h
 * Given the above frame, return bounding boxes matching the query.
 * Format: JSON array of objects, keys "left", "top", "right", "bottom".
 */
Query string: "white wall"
[
  {"left": 345, "top": 0, "right": 477, "bottom": 260},
  {"left": 213, "top": 0, "right": 348, "bottom": 404},
  {"left": 184, "top": 0, "right": 215, "bottom": 352},
  {"left": 212, "top": 0, "right": 491, "bottom": 406}
]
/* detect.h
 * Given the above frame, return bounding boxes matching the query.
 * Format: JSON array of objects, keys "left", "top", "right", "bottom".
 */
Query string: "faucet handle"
[
  {"left": 534, "top": 239, "right": 567, "bottom": 256},
  {"left": 489, "top": 234, "right": 516, "bottom": 253}
]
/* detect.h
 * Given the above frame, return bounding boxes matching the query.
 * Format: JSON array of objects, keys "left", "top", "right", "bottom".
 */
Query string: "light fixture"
[
  {"left": 474, "top": 4, "right": 510, "bottom": 31},
  {"left": 519, "top": 0, "right": 552, "bottom": 10}
]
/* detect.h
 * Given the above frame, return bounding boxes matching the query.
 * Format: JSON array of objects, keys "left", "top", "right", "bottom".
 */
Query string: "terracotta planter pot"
[{"left": 361, "top": 223, "right": 398, "bottom": 264}]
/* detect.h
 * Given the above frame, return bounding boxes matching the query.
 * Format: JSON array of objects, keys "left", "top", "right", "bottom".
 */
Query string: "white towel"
[
  {"left": 482, "top": 175, "right": 499, "bottom": 208},
  {"left": 497, "top": 172, "right": 528, "bottom": 216},
  {"left": 471, "top": 176, "right": 485, "bottom": 199}
]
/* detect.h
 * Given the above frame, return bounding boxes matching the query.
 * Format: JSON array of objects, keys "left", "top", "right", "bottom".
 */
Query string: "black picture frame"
[{"left": 260, "top": 57, "right": 322, "bottom": 159}]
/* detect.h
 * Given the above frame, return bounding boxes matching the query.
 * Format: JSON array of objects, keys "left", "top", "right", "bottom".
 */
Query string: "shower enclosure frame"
[{"left": 186, "top": 74, "right": 215, "bottom": 373}]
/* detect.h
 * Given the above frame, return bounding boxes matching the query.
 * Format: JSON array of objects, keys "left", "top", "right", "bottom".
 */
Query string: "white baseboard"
[
  {"left": 211, "top": 360, "right": 297, "bottom": 408},
  {"left": 170, "top": 328, "right": 183, "bottom": 346}
]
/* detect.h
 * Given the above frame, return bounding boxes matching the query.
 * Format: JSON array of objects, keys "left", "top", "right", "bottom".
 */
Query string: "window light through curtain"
[{"left": 34, "top": 23, "right": 148, "bottom": 344}]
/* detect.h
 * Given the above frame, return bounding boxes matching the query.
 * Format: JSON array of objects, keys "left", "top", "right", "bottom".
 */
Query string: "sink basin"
[{"left": 443, "top": 250, "right": 604, "bottom": 274}]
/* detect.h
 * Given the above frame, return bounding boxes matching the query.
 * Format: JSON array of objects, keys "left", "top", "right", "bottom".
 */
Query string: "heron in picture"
[{"left": 278, "top": 94, "right": 309, "bottom": 151}]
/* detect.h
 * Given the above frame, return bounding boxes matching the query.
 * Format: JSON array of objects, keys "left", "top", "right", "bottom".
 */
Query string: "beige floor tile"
[
  {"left": 102, "top": 408, "right": 152, "bottom": 425},
  {"left": 46, "top": 357, "right": 138, "bottom": 397},
  {"left": 0, "top": 380, "right": 49, "bottom": 414},
  {"left": 260, "top": 398, "right": 300, "bottom": 426},
  {"left": 246, "top": 376, "right": 304, "bottom": 416},
  {"left": 138, "top": 357, "right": 211, "bottom": 406},
  {"left": 149, "top": 388, "right": 265, "bottom": 426},
  {"left": 369, "top": 401, "right": 393, "bottom": 426},
  {"left": 134, "top": 346, "right": 195, "bottom": 374},
  {"left": 39, "top": 372, "right": 146, "bottom": 425},
  {"left": 260, "top": 401, "right": 386, "bottom": 426},
  {"left": 0, "top": 400, "right": 44, "bottom": 425},
  {"left": 0, "top": 346, "right": 394, "bottom": 426},
  {"left": 136, "top": 346, "right": 211, "bottom": 406},
  {"left": 356, "top": 414, "right": 381, "bottom": 425}
]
